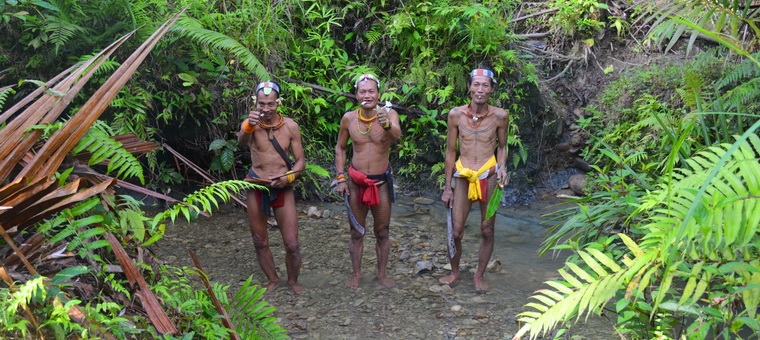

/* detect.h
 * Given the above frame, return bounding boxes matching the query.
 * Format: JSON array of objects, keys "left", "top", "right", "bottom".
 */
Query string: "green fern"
[
  {"left": 638, "top": 0, "right": 760, "bottom": 57},
  {"left": 0, "top": 86, "right": 15, "bottom": 111},
  {"left": 152, "top": 180, "right": 263, "bottom": 225},
  {"left": 517, "top": 126, "right": 760, "bottom": 338},
  {"left": 71, "top": 126, "right": 145, "bottom": 184},
  {"left": 171, "top": 15, "right": 270, "bottom": 81},
  {"left": 224, "top": 276, "right": 288, "bottom": 339}
]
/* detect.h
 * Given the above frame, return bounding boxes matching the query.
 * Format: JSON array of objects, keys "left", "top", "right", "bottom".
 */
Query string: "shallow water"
[{"left": 153, "top": 195, "right": 615, "bottom": 339}]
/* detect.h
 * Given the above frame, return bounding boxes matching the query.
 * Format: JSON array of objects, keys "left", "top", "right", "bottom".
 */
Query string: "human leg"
[
  {"left": 346, "top": 181, "right": 369, "bottom": 289},
  {"left": 273, "top": 188, "right": 304, "bottom": 294},
  {"left": 440, "top": 177, "right": 472, "bottom": 285},
  {"left": 474, "top": 175, "right": 498, "bottom": 292},
  {"left": 369, "top": 184, "right": 394, "bottom": 288},
  {"left": 246, "top": 190, "right": 280, "bottom": 292}
]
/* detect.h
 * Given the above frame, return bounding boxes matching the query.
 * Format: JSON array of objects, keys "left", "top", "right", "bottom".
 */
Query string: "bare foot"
[
  {"left": 288, "top": 282, "right": 306, "bottom": 295},
  {"left": 473, "top": 276, "right": 489, "bottom": 292},
  {"left": 346, "top": 276, "right": 361, "bottom": 289},
  {"left": 377, "top": 276, "right": 396, "bottom": 288},
  {"left": 265, "top": 279, "right": 281, "bottom": 294},
  {"left": 439, "top": 273, "right": 459, "bottom": 285}
]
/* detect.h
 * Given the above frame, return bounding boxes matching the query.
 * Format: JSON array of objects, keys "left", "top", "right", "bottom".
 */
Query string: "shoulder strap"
[{"left": 264, "top": 129, "right": 293, "bottom": 170}]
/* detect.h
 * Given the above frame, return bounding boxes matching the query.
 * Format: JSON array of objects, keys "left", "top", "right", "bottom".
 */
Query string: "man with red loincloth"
[
  {"left": 238, "top": 81, "right": 306, "bottom": 294},
  {"left": 334, "top": 73, "right": 401, "bottom": 289},
  {"left": 440, "top": 68, "right": 509, "bottom": 292}
]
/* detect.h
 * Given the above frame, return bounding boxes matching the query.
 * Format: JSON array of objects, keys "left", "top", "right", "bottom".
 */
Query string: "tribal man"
[
  {"left": 440, "top": 68, "right": 509, "bottom": 292},
  {"left": 238, "top": 81, "right": 306, "bottom": 294},
  {"left": 334, "top": 73, "right": 402, "bottom": 289}
]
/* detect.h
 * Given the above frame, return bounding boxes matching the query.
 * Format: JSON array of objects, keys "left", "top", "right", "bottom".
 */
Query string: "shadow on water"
[{"left": 154, "top": 193, "right": 616, "bottom": 339}]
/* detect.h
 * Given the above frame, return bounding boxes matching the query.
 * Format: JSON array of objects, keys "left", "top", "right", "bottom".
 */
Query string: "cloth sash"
[
  {"left": 348, "top": 165, "right": 394, "bottom": 207},
  {"left": 247, "top": 168, "right": 285, "bottom": 216},
  {"left": 455, "top": 155, "right": 497, "bottom": 202}
]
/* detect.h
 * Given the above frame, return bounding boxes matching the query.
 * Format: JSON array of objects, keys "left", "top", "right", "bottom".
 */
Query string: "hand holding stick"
[{"left": 267, "top": 169, "right": 304, "bottom": 180}]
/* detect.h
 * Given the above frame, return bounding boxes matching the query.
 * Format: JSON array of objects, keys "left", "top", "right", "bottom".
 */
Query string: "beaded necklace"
[
  {"left": 462, "top": 105, "right": 493, "bottom": 128},
  {"left": 357, "top": 107, "right": 376, "bottom": 135},
  {"left": 258, "top": 113, "right": 286, "bottom": 139}
]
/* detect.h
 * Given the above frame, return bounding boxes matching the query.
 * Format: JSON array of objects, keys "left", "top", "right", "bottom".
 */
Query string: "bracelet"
[
  {"left": 286, "top": 171, "right": 295, "bottom": 184},
  {"left": 336, "top": 173, "right": 346, "bottom": 181},
  {"left": 382, "top": 123, "right": 391, "bottom": 130},
  {"left": 242, "top": 120, "right": 256, "bottom": 134}
]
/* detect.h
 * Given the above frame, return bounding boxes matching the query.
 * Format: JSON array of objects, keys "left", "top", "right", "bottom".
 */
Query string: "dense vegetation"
[{"left": 1, "top": 0, "right": 759, "bottom": 338}]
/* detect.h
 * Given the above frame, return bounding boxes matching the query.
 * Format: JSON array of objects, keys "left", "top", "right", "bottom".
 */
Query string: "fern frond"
[
  {"left": 171, "top": 15, "right": 269, "bottom": 81},
  {"left": 227, "top": 276, "right": 288, "bottom": 339},
  {"left": 715, "top": 55, "right": 760, "bottom": 90},
  {"left": 515, "top": 242, "right": 658, "bottom": 338},
  {"left": 72, "top": 128, "right": 145, "bottom": 184},
  {"left": 638, "top": 0, "right": 760, "bottom": 56},
  {"left": 45, "top": 17, "right": 90, "bottom": 54},
  {"left": 152, "top": 180, "right": 263, "bottom": 225},
  {"left": 0, "top": 86, "right": 16, "bottom": 111},
  {"left": 521, "top": 129, "right": 760, "bottom": 338},
  {"left": 718, "top": 77, "right": 760, "bottom": 111}
]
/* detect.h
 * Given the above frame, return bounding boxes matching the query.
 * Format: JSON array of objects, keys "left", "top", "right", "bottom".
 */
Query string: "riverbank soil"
[{"left": 152, "top": 194, "right": 613, "bottom": 339}]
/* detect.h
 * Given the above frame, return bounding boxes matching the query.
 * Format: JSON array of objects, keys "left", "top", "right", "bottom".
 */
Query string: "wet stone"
[{"left": 413, "top": 197, "right": 436, "bottom": 205}]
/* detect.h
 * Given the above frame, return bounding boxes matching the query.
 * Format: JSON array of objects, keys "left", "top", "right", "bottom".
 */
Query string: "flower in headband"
[
  {"left": 470, "top": 69, "right": 495, "bottom": 81},
  {"left": 255, "top": 81, "right": 280, "bottom": 97},
  {"left": 354, "top": 74, "right": 380, "bottom": 89}
]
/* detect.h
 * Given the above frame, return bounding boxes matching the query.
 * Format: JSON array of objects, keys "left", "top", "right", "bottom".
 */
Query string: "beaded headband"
[
  {"left": 255, "top": 81, "right": 280, "bottom": 96},
  {"left": 354, "top": 74, "right": 380, "bottom": 89},
  {"left": 470, "top": 69, "right": 495, "bottom": 81}
]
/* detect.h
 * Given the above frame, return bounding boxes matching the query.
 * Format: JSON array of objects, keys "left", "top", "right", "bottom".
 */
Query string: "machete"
[
  {"left": 446, "top": 207, "right": 456, "bottom": 258},
  {"left": 343, "top": 193, "right": 365, "bottom": 235}
]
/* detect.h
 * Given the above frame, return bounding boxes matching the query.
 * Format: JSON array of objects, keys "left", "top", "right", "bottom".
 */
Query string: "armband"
[
  {"left": 286, "top": 171, "right": 295, "bottom": 184},
  {"left": 242, "top": 120, "right": 256, "bottom": 134}
]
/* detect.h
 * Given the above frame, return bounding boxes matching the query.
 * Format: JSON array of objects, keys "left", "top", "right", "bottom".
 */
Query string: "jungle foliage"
[
  {"left": 0, "top": 0, "right": 546, "bottom": 338},
  {"left": 2, "top": 0, "right": 759, "bottom": 339},
  {"left": 516, "top": 1, "right": 760, "bottom": 339},
  {"left": 1, "top": 0, "right": 541, "bottom": 199}
]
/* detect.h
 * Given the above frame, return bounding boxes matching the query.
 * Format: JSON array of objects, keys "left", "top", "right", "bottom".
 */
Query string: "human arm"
[
  {"left": 270, "top": 119, "right": 305, "bottom": 188},
  {"left": 237, "top": 110, "right": 260, "bottom": 145},
  {"left": 377, "top": 108, "right": 402, "bottom": 142},
  {"left": 334, "top": 113, "right": 351, "bottom": 196},
  {"left": 495, "top": 109, "right": 509, "bottom": 188},
  {"left": 441, "top": 108, "right": 459, "bottom": 208}
]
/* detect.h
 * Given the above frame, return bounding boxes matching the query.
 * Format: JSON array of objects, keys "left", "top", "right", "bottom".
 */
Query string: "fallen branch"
[
  {"left": 163, "top": 144, "right": 247, "bottom": 209},
  {"left": 285, "top": 78, "right": 422, "bottom": 116},
  {"left": 188, "top": 249, "right": 242, "bottom": 340},
  {"left": 539, "top": 60, "right": 575, "bottom": 83},
  {"left": 105, "top": 232, "right": 177, "bottom": 335},
  {"left": 512, "top": 8, "right": 558, "bottom": 22}
]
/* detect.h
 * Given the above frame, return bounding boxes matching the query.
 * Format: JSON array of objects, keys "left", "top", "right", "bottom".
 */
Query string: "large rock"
[{"left": 568, "top": 173, "right": 586, "bottom": 196}]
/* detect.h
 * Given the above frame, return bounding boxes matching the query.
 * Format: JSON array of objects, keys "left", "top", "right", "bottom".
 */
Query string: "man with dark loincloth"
[
  {"left": 334, "top": 73, "right": 401, "bottom": 289},
  {"left": 238, "top": 81, "right": 306, "bottom": 294},
  {"left": 440, "top": 68, "right": 509, "bottom": 292}
]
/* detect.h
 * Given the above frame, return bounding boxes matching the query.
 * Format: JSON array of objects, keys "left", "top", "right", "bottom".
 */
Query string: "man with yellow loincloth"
[
  {"left": 334, "top": 73, "right": 401, "bottom": 289},
  {"left": 440, "top": 68, "right": 509, "bottom": 292},
  {"left": 238, "top": 81, "right": 306, "bottom": 295}
]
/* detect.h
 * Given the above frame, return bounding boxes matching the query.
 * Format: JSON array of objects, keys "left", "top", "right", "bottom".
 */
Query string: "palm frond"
[{"left": 171, "top": 15, "right": 270, "bottom": 81}]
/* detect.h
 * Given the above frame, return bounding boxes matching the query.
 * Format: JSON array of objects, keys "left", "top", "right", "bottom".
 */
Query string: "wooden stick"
[
  {"left": 267, "top": 169, "right": 304, "bottom": 180},
  {"left": 244, "top": 177, "right": 272, "bottom": 185}
]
